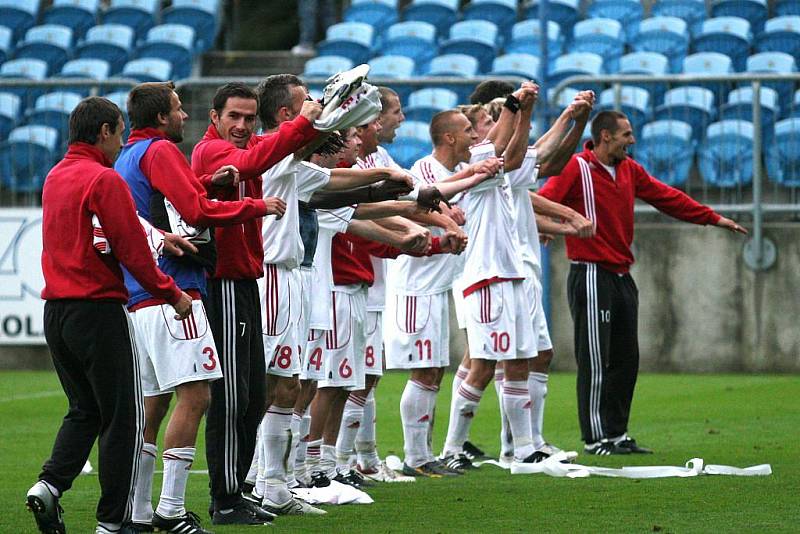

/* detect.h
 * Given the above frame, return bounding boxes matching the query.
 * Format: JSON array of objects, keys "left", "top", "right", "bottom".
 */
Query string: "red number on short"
[
  {"left": 414, "top": 339, "right": 432, "bottom": 360},
  {"left": 339, "top": 358, "right": 353, "bottom": 378},
  {"left": 365, "top": 346, "right": 375, "bottom": 367},
  {"left": 202, "top": 346, "right": 216, "bottom": 370},
  {"left": 271, "top": 345, "right": 293, "bottom": 369},
  {"left": 309, "top": 347, "right": 323, "bottom": 371},
  {"left": 491, "top": 331, "right": 510, "bottom": 353}
]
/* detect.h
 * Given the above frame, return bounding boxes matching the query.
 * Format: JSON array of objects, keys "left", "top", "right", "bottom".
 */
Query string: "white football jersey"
[
  {"left": 262, "top": 156, "right": 331, "bottom": 269},
  {"left": 309, "top": 206, "right": 355, "bottom": 330},
  {"left": 506, "top": 146, "right": 542, "bottom": 275}
]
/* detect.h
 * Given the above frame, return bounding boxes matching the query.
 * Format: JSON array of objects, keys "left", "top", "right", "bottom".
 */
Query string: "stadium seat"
[
  {"left": 394, "top": 120, "right": 430, "bottom": 142},
  {"left": 303, "top": 56, "right": 353, "bottom": 78},
  {"left": 524, "top": 0, "right": 580, "bottom": 43},
  {"left": 368, "top": 55, "right": 415, "bottom": 78},
  {"left": 756, "top": 16, "right": 800, "bottom": 59},
  {"left": 548, "top": 52, "right": 605, "bottom": 96},
  {"left": 655, "top": 86, "right": 715, "bottom": 142},
  {"left": 163, "top": 0, "right": 221, "bottom": 53},
  {"left": 0, "top": 58, "right": 49, "bottom": 103},
  {"left": 25, "top": 91, "right": 81, "bottom": 153},
  {"left": 633, "top": 17, "right": 690, "bottom": 73},
  {"left": 136, "top": 24, "right": 196, "bottom": 80},
  {"left": 790, "top": 89, "right": 800, "bottom": 118},
  {"left": 344, "top": 0, "right": 398, "bottom": 35},
  {"left": 463, "top": 0, "right": 517, "bottom": 43},
  {"left": 122, "top": 58, "right": 172, "bottom": 82},
  {"left": 587, "top": 0, "right": 644, "bottom": 42},
  {"left": 719, "top": 86, "right": 779, "bottom": 144},
  {"left": 15, "top": 25, "right": 74, "bottom": 74},
  {"left": 619, "top": 51, "right": 669, "bottom": 104},
  {"left": 104, "top": 90, "right": 130, "bottom": 140},
  {"left": 54, "top": 59, "right": 111, "bottom": 97},
  {"left": 746, "top": 52, "right": 797, "bottom": 104},
  {"left": 651, "top": 0, "right": 707, "bottom": 37},
  {"left": 402, "top": 0, "right": 459, "bottom": 39},
  {"left": 0, "top": 92, "right": 21, "bottom": 139},
  {"left": 102, "top": 0, "right": 159, "bottom": 41},
  {"left": 776, "top": 0, "right": 800, "bottom": 16},
  {"left": 0, "top": 25, "right": 13, "bottom": 65},
  {"left": 711, "top": 0, "right": 767, "bottom": 35},
  {"left": 570, "top": 18, "right": 624, "bottom": 73},
  {"left": 0, "top": 0, "right": 39, "bottom": 42},
  {"left": 490, "top": 53, "right": 541, "bottom": 80},
  {"left": 76, "top": 24, "right": 134, "bottom": 75},
  {"left": 698, "top": 119, "right": 755, "bottom": 187},
  {"left": 597, "top": 86, "right": 651, "bottom": 134},
  {"left": 425, "top": 53, "right": 479, "bottom": 101},
  {"left": 550, "top": 86, "right": 578, "bottom": 108},
  {"left": 693, "top": 17, "right": 751, "bottom": 72},
  {"left": 380, "top": 21, "right": 437, "bottom": 74},
  {"left": 404, "top": 88, "right": 458, "bottom": 122},
  {"left": 506, "top": 19, "right": 563, "bottom": 70},
  {"left": 767, "top": 117, "right": 800, "bottom": 185},
  {"left": 635, "top": 120, "right": 694, "bottom": 186},
  {"left": 316, "top": 22, "right": 375, "bottom": 66},
  {"left": 439, "top": 20, "right": 499, "bottom": 73},
  {"left": 0, "top": 124, "right": 59, "bottom": 192},
  {"left": 683, "top": 52, "right": 734, "bottom": 104},
  {"left": 43, "top": 0, "right": 98, "bottom": 40}
]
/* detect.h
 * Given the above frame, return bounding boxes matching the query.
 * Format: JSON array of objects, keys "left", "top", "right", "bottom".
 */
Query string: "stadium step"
[{"left": 201, "top": 50, "right": 309, "bottom": 78}]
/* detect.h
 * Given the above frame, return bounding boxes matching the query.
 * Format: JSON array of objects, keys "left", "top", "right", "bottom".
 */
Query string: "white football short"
[
  {"left": 318, "top": 287, "right": 367, "bottom": 390},
  {"left": 132, "top": 299, "right": 222, "bottom": 396},
  {"left": 364, "top": 310, "right": 384, "bottom": 376},
  {"left": 526, "top": 274, "right": 553, "bottom": 352},
  {"left": 304, "top": 328, "right": 327, "bottom": 381},
  {"left": 298, "top": 267, "right": 313, "bottom": 380},
  {"left": 385, "top": 291, "right": 450, "bottom": 370},
  {"left": 464, "top": 279, "right": 537, "bottom": 361},
  {"left": 261, "top": 264, "right": 302, "bottom": 377},
  {"left": 452, "top": 277, "right": 467, "bottom": 330}
]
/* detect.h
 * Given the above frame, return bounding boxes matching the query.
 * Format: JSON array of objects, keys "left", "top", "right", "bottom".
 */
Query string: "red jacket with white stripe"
[{"left": 538, "top": 142, "right": 721, "bottom": 274}]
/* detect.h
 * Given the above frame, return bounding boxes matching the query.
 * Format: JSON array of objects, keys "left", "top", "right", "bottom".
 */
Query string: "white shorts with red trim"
[
  {"left": 304, "top": 328, "right": 328, "bottom": 381},
  {"left": 261, "top": 264, "right": 302, "bottom": 377},
  {"left": 452, "top": 277, "right": 467, "bottom": 330},
  {"left": 364, "top": 310, "right": 384, "bottom": 376},
  {"left": 384, "top": 291, "right": 450, "bottom": 370},
  {"left": 318, "top": 287, "right": 367, "bottom": 390},
  {"left": 525, "top": 272, "right": 553, "bottom": 352},
  {"left": 464, "top": 280, "right": 537, "bottom": 361},
  {"left": 298, "top": 267, "right": 313, "bottom": 380},
  {"left": 131, "top": 299, "right": 222, "bottom": 396}
]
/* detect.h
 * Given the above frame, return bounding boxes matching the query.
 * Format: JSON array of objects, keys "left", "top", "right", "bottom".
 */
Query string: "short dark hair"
[
  {"left": 429, "top": 109, "right": 463, "bottom": 146},
  {"left": 128, "top": 81, "right": 176, "bottom": 130},
  {"left": 470, "top": 80, "right": 515, "bottom": 105},
  {"left": 591, "top": 110, "right": 628, "bottom": 144},
  {"left": 212, "top": 82, "right": 257, "bottom": 114},
  {"left": 68, "top": 97, "right": 122, "bottom": 145},
  {"left": 378, "top": 86, "right": 398, "bottom": 113},
  {"left": 256, "top": 74, "right": 304, "bottom": 129}
]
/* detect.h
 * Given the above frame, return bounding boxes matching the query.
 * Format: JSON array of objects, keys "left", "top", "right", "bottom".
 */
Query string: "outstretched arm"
[
  {"left": 326, "top": 166, "right": 414, "bottom": 191},
  {"left": 530, "top": 191, "right": 594, "bottom": 237},
  {"left": 538, "top": 91, "right": 594, "bottom": 176}
]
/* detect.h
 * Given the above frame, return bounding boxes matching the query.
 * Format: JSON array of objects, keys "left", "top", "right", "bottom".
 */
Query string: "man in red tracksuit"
[
  {"left": 539, "top": 110, "right": 747, "bottom": 455},
  {"left": 27, "top": 96, "right": 192, "bottom": 534},
  {"left": 190, "top": 82, "right": 319, "bottom": 524}
]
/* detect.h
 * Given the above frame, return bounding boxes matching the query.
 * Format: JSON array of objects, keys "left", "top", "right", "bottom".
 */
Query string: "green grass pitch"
[{"left": 1, "top": 370, "right": 797, "bottom": 533}]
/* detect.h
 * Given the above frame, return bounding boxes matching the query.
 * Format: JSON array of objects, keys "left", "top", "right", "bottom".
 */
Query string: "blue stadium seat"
[
  {"left": 0, "top": 0, "right": 40, "bottom": 42},
  {"left": 651, "top": 0, "right": 707, "bottom": 37},
  {"left": 506, "top": 20, "right": 563, "bottom": 71},
  {"left": 122, "top": 58, "right": 172, "bottom": 82},
  {"left": 570, "top": 18, "right": 624, "bottom": 73},
  {"left": 368, "top": 55, "right": 415, "bottom": 78},
  {"left": 402, "top": 0, "right": 459, "bottom": 39},
  {"left": 633, "top": 16, "right": 690, "bottom": 73},
  {"left": 104, "top": 90, "right": 130, "bottom": 141},
  {"left": 693, "top": 17, "right": 752, "bottom": 72},
  {"left": 344, "top": 0, "right": 398, "bottom": 35},
  {"left": 54, "top": 59, "right": 111, "bottom": 96},
  {"left": 425, "top": 53, "right": 479, "bottom": 101},
  {"left": 655, "top": 86, "right": 715, "bottom": 142},
  {"left": 0, "top": 58, "right": 48, "bottom": 103},
  {"left": 719, "top": 86, "right": 778, "bottom": 144},
  {"left": 103, "top": 0, "right": 159, "bottom": 41},
  {"left": 524, "top": 0, "right": 580, "bottom": 43},
  {"left": 405, "top": 89, "right": 458, "bottom": 122},
  {"left": 776, "top": 0, "right": 800, "bottom": 16},
  {"left": 303, "top": 56, "right": 354, "bottom": 78},
  {"left": 439, "top": 20, "right": 499, "bottom": 73},
  {"left": 380, "top": 21, "right": 437, "bottom": 73},
  {"left": 0, "top": 25, "right": 13, "bottom": 65},
  {"left": 25, "top": 91, "right": 81, "bottom": 153},
  {"left": 711, "top": 0, "right": 767, "bottom": 35},
  {"left": 394, "top": 119, "right": 430, "bottom": 142},
  {"left": 635, "top": 120, "right": 694, "bottom": 186},
  {"left": 163, "top": 0, "right": 221, "bottom": 53},
  {"left": 0, "top": 124, "right": 59, "bottom": 192},
  {"left": 136, "top": 24, "right": 196, "bottom": 80},
  {"left": 756, "top": 16, "right": 800, "bottom": 59},
  {"left": 698, "top": 119, "right": 755, "bottom": 186},
  {"left": 463, "top": 0, "right": 517, "bottom": 43},
  {"left": 15, "top": 25, "right": 74, "bottom": 74},
  {"left": 619, "top": 51, "right": 669, "bottom": 103},
  {"left": 76, "top": 24, "right": 134, "bottom": 75},
  {"left": 597, "top": 86, "right": 651, "bottom": 133},
  {"left": 316, "top": 22, "right": 375, "bottom": 66},
  {"left": 550, "top": 87, "right": 578, "bottom": 109},
  {"left": 587, "top": 0, "right": 644, "bottom": 42},
  {"left": 683, "top": 52, "right": 734, "bottom": 104},
  {"left": 746, "top": 52, "right": 797, "bottom": 104},
  {"left": 490, "top": 53, "right": 541, "bottom": 80},
  {"left": 43, "top": 0, "right": 98, "bottom": 40},
  {"left": 548, "top": 52, "right": 605, "bottom": 96},
  {"left": 0, "top": 92, "right": 21, "bottom": 139},
  {"left": 767, "top": 117, "right": 800, "bottom": 185}
]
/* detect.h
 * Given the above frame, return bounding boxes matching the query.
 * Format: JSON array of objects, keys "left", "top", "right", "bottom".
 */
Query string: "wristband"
[
  {"left": 504, "top": 95, "right": 520, "bottom": 113},
  {"left": 428, "top": 236, "right": 442, "bottom": 255},
  {"left": 398, "top": 184, "right": 420, "bottom": 201}
]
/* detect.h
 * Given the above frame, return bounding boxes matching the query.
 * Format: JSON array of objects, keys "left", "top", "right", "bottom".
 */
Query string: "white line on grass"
[{"left": 0, "top": 390, "right": 62, "bottom": 403}]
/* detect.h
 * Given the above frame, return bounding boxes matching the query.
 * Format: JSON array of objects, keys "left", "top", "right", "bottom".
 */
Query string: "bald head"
[{"left": 430, "top": 109, "right": 467, "bottom": 147}]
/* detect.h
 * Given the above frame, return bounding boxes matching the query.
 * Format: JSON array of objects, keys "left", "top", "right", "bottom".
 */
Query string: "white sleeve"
[
  {"left": 468, "top": 141, "right": 497, "bottom": 164},
  {"left": 296, "top": 160, "right": 332, "bottom": 202},
  {"left": 317, "top": 206, "right": 355, "bottom": 233},
  {"left": 137, "top": 216, "right": 166, "bottom": 263},
  {"left": 507, "top": 146, "right": 538, "bottom": 189}
]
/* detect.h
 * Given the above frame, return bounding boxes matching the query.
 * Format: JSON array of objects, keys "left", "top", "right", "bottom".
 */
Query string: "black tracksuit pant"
[
  {"left": 41, "top": 300, "right": 143, "bottom": 524},
  {"left": 204, "top": 279, "right": 266, "bottom": 510},
  {"left": 568, "top": 263, "right": 639, "bottom": 444}
]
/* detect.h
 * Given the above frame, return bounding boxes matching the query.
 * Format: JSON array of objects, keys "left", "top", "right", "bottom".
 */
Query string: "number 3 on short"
[
  {"left": 270, "top": 345, "right": 292, "bottom": 369},
  {"left": 339, "top": 357, "right": 353, "bottom": 378},
  {"left": 202, "top": 346, "right": 217, "bottom": 370}
]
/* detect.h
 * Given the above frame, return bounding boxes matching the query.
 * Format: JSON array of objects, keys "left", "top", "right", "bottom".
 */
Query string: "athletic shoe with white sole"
[
  {"left": 615, "top": 436, "right": 653, "bottom": 454},
  {"left": 212, "top": 500, "right": 274, "bottom": 525},
  {"left": 585, "top": 439, "right": 632, "bottom": 456},
  {"left": 440, "top": 453, "right": 475, "bottom": 471},
  {"left": 307, "top": 471, "right": 332, "bottom": 488},
  {"left": 498, "top": 453, "right": 515, "bottom": 468},
  {"left": 26, "top": 481, "right": 65, "bottom": 534},
  {"left": 261, "top": 497, "right": 327, "bottom": 516},
  {"left": 152, "top": 511, "right": 213, "bottom": 533},
  {"left": 462, "top": 441, "right": 487, "bottom": 461},
  {"left": 536, "top": 443, "right": 563, "bottom": 456},
  {"left": 357, "top": 461, "right": 415, "bottom": 483}
]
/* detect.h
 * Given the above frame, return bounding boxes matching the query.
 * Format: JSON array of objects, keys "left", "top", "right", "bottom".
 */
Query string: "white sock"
[
  {"left": 400, "top": 380, "right": 435, "bottom": 468},
  {"left": 255, "top": 416, "right": 268, "bottom": 499},
  {"left": 132, "top": 442, "right": 157, "bottom": 523},
  {"left": 451, "top": 365, "right": 469, "bottom": 403},
  {"left": 529, "top": 372, "right": 549, "bottom": 449},
  {"left": 39, "top": 480, "right": 61, "bottom": 498},
  {"left": 336, "top": 394, "right": 365, "bottom": 468},
  {"left": 286, "top": 411, "right": 303, "bottom": 486},
  {"left": 155, "top": 447, "right": 195, "bottom": 518},
  {"left": 321, "top": 444, "right": 337, "bottom": 478},
  {"left": 495, "top": 368, "right": 513, "bottom": 458},
  {"left": 295, "top": 413, "right": 312, "bottom": 483},
  {"left": 443, "top": 382, "right": 483, "bottom": 456},
  {"left": 503, "top": 380, "right": 535, "bottom": 460},
  {"left": 306, "top": 439, "right": 322, "bottom": 475},
  {"left": 425, "top": 386, "right": 439, "bottom": 461},
  {"left": 356, "top": 389, "right": 379, "bottom": 470},
  {"left": 262, "top": 406, "right": 293, "bottom": 506},
  {"left": 246, "top": 422, "right": 260, "bottom": 487}
]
